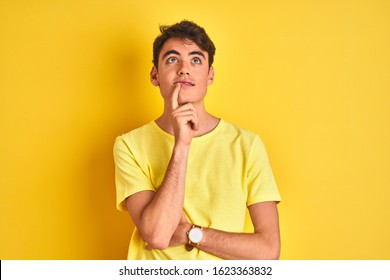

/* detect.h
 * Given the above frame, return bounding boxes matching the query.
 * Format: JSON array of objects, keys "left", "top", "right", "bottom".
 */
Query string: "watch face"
[{"left": 189, "top": 227, "right": 203, "bottom": 243}]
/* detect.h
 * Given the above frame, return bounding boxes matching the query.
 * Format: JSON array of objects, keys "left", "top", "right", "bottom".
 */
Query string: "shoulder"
[
  {"left": 220, "top": 119, "right": 262, "bottom": 143},
  {"left": 218, "top": 120, "right": 268, "bottom": 157},
  {"left": 115, "top": 121, "right": 160, "bottom": 145},
  {"left": 113, "top": 121, "right": 157, "bottom": 152},
  {"left": 119, "top": 122, "right": 156, "bottom": 140}
]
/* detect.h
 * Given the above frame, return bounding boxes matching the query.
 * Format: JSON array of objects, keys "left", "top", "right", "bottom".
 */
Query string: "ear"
[
  {"left": 207, "top": 66, "right": 215, "bottom": 85},
  {"left": 150, "top": 66, "right": 159, "bottom": 86}
]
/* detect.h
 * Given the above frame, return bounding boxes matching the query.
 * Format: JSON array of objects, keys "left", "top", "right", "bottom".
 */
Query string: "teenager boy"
[{"left": 114, "top": 20, "right": 281, "bottom": 259}]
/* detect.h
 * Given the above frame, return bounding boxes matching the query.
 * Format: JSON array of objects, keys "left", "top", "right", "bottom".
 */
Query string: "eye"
[
  {"left": 167, "top": 57, "right": 178, "bottom": 64},
  {"left": 192, "top": 57, "right": 202, "bottom": 64}
]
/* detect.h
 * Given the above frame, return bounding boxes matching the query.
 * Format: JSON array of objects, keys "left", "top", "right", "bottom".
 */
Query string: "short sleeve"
[
  {"left": 246, "top": 136, "right": 281, "bottom": 206},
  {"left": 113, "top": 136, "right": 156, "bottom": 211}
]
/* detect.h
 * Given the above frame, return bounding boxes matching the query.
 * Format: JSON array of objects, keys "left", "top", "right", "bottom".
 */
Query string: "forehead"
[{"left": 159, "top": 37, "right": 208, "bottom": 59}]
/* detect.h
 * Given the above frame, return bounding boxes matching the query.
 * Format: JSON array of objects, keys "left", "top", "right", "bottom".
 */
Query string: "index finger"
[{"left": 171, "top": 83, "right": 181, "bottom": 110}]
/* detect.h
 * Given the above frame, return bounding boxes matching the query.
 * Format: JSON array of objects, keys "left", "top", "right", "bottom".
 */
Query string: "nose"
[{"left": 177, "top": 61, "right": 190, "bottom": 75}]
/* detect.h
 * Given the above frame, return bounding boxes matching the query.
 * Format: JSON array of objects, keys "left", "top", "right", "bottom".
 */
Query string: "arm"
[
  {"left": 170, "top": 201, "right": 280, "bottom": 259},
  {"left": 125, "top": 146, "right": 189, "bottom": 250},
  {"left": 125, "top": 83, "right": 198, "bottom": 250}
]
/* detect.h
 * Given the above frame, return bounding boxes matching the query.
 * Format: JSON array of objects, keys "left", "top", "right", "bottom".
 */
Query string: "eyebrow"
[
  {"left": 162, "top": 50, "right": 206, "bottom": 59},
  {"left": 189, "top": 51, "right": 206, "bottom": 59}
]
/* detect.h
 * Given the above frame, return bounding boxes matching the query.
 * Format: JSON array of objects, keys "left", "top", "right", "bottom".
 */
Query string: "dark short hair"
[{"left": 152, "top": 20, "right": 216, "bottom": 69}]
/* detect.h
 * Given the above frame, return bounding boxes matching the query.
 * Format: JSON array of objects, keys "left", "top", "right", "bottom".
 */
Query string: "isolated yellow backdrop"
[{"left": 1, "top": 0, "right": 389, "bottom": 259}]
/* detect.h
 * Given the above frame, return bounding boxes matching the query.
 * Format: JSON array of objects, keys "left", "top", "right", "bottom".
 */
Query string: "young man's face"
[{"left": 150, "top": 37, "right": 214, "bottom": 106}]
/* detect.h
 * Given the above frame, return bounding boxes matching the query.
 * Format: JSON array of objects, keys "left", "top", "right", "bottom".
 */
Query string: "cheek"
[
  {"left": 157, "top": 69, "right": 175, "bottom": 83},
  {"left": 159, "top": 83, "right": 174, "bottom": 99}
]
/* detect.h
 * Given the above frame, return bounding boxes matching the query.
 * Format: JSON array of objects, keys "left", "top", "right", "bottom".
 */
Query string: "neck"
[{"left": 155, "top": 102, "right": 220, "bottom": 137}]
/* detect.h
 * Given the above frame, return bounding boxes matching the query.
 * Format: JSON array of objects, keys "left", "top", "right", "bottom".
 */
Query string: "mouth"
[{"left": 174, "top": 80, "right": 195, "bottom": 87}]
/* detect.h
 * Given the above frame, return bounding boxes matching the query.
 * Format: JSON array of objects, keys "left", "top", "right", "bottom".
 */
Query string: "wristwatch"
[{"left": 186, "top": 225, "right": 203, "bottom": 251}]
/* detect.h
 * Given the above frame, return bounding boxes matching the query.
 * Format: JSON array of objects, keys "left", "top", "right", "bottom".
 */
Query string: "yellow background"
[{"left": 1, "top": 0, "right": 389, "bottom": 259}]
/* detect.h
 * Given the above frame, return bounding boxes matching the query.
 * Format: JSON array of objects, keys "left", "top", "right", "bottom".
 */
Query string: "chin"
[
  {"left": 179, "top": 97, "right": 201, "bottom": 105},
  {"left": 179, "top": 93, "right": 206, "bottom": 105}
]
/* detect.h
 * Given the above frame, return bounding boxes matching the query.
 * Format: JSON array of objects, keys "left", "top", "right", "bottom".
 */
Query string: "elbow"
[
  {"left": 255, "top": 247, "right": 280, "bottom": 260},
  {"left": 145, "top": 236, "right": 170, "bottom": 250},
  {"left": 141, "top": 230, "right": 171, "bottom": 250},
  {"left": 268, "top": 247, "right": 280, "bottom": 260},
  {"left": 138, "top": 215, "right": 176, "bottom": 250},
  {"left": 254, "top": 238, "right": 280, "bottom": 260},
  {"left": 258, "top": 231, "right": 280, "bottom": 260},
  {"left": 266, "top": 242, "right": 280, "bottom": 260}
]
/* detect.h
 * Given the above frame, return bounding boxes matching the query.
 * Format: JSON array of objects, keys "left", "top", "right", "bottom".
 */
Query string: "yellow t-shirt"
[{"left": 113, "top": 119, "right": 281, "bottom": 259}]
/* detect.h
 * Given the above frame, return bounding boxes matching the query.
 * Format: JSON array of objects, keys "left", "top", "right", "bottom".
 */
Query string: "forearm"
[
  {"left": 198, "top": 227, "right": 280, "bottom": 260},
  {"left": 137, "top": 144, "right": 190, "bottom": 249},
  {"left": 170, "top": 202, "right": 280, "bottom": 259},
  {"left": 199, "top": 202, "right": 280, "bottom": 259}
]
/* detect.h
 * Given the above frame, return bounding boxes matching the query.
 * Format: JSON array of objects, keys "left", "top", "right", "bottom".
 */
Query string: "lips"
[{"left": 174, "top": 80, "right": 195, "bottom": 86}]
